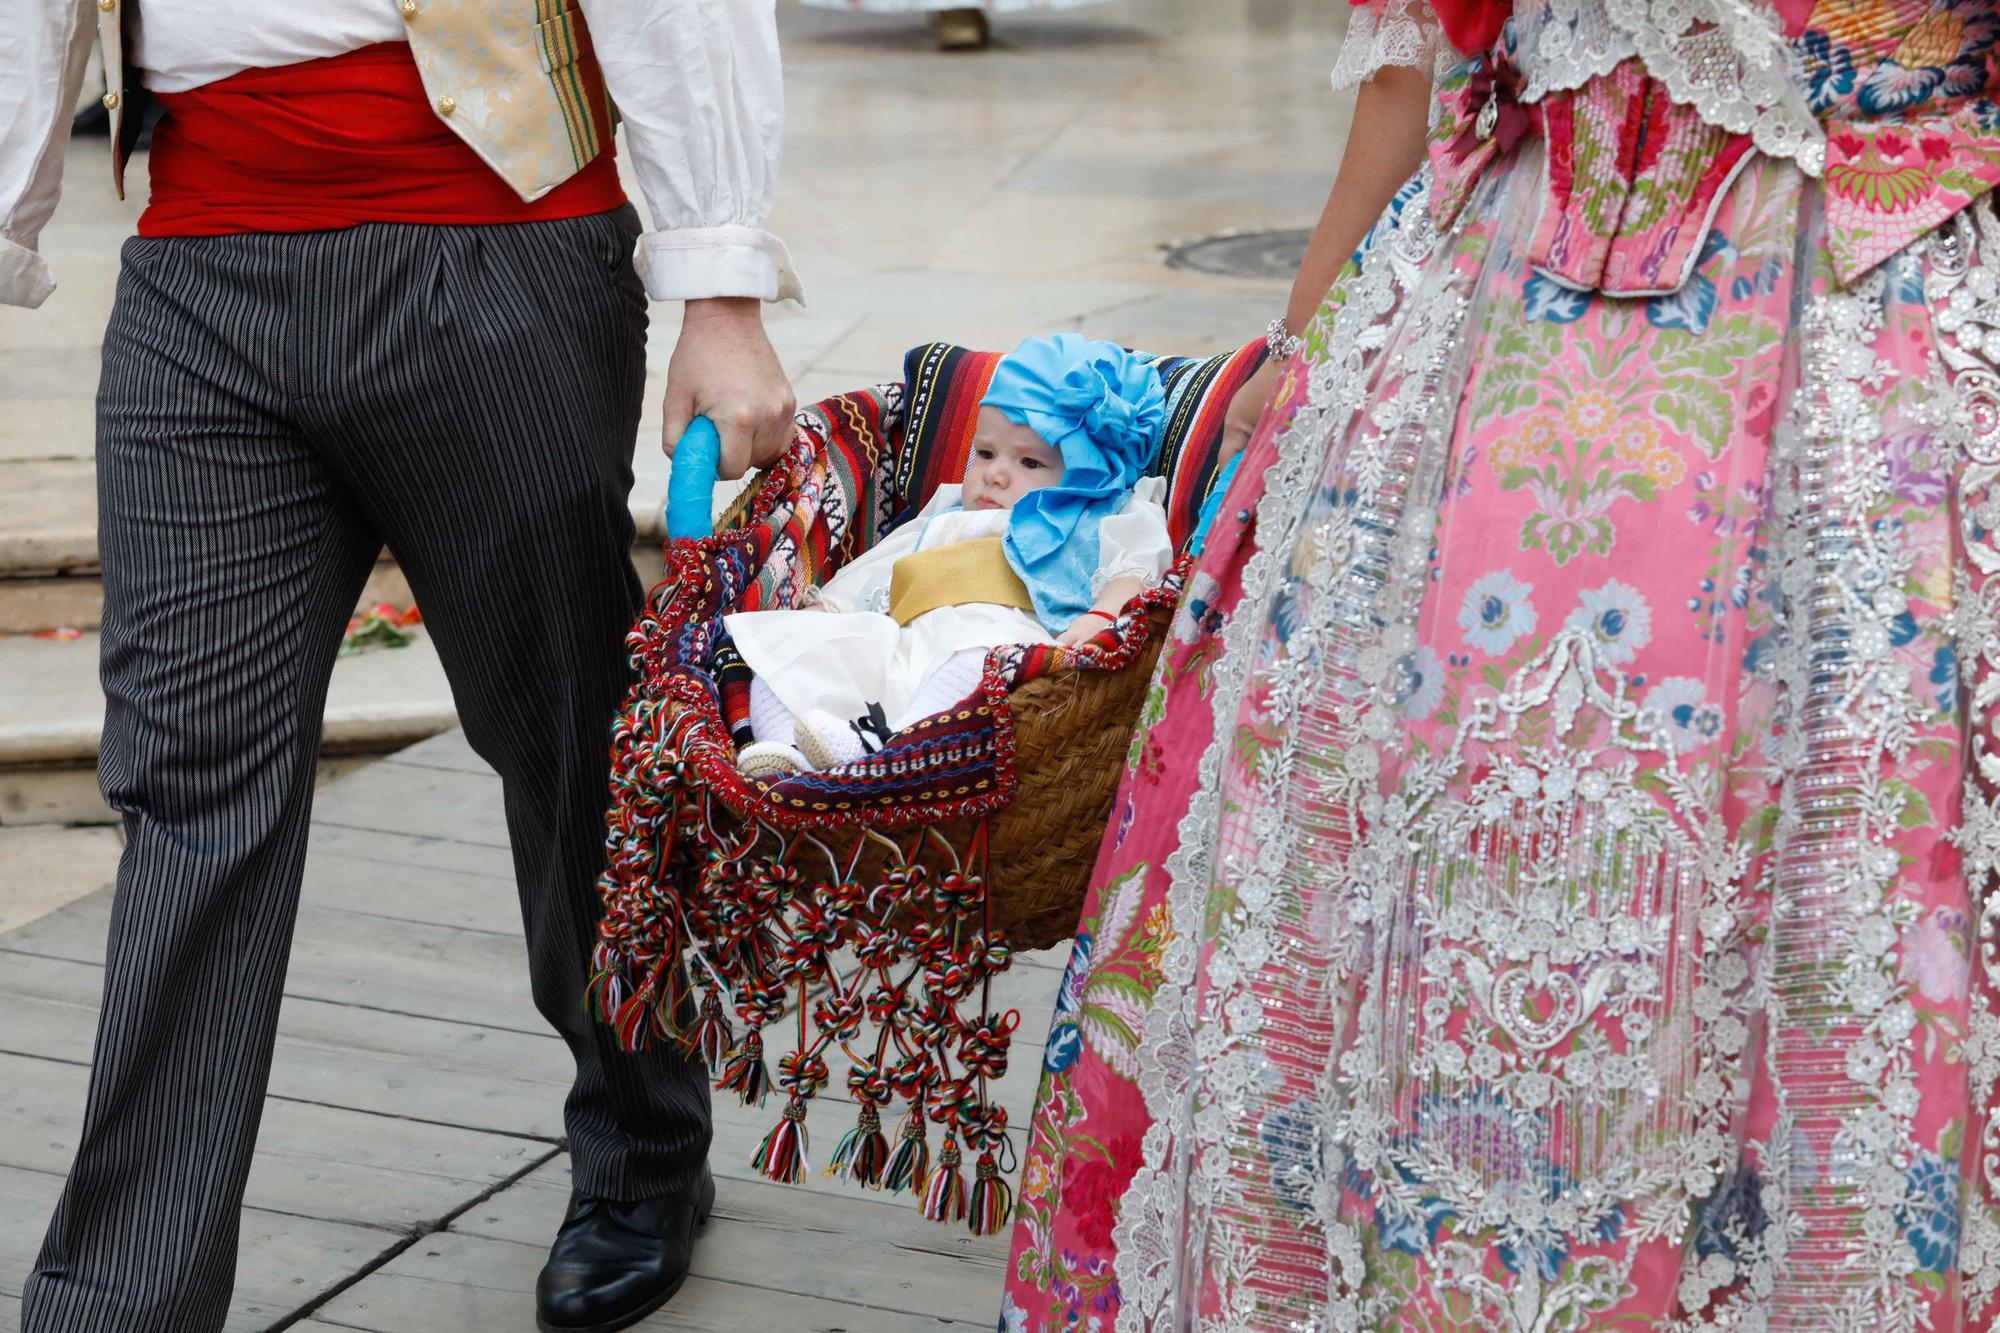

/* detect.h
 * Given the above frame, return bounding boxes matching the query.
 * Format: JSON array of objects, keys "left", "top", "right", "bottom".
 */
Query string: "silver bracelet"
[{"left": 1265, "top": 315, "right": 1306, "bottom": 361}]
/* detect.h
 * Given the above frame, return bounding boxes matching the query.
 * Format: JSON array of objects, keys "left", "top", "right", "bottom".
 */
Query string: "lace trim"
[
  {"left": 1331, "top": 0, "right": 1455, "bottom": 91},
  {"left": 1512, "top": 0, "right": 1824, "bottom": 174},
  {"left": 1110, "top": 173, "right": 1456, "bottom": 1332},
  {"left": 1932, "top": 202, "right": 2000, "bottom": 1324},
  {"left": 1090, "top": 565, "right": 1162, "bottom": 597},
  {"left": 1338, "top": 0, "right": 1826, "bottom": 174}
]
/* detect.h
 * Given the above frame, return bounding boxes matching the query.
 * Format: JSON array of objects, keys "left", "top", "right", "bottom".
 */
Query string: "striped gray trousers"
[{"left": 22, "top": 207, "right": 711, "bottom": 1333}]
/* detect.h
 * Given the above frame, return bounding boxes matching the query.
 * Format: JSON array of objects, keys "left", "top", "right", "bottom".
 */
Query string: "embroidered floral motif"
[
  {"left": 1564, "top": 579, "right": 1654, "bottom": 663},
  {"left": 1008, "top": 27, "right": 2000, "bottom": 1323},
  {"left": 1460, "top": 569, "right": 1541, "bottom": 654}
]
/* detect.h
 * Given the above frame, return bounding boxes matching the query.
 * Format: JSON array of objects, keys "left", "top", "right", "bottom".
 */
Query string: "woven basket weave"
[
  {"left": 982, "top": 606, "right": 1169, "bottom": 950},
  {"left": 718, "top": 464, "right": 1168, "bottom": 953},
  {"left": 826, "top": 604, "right": 1170, "bottom": 953}
]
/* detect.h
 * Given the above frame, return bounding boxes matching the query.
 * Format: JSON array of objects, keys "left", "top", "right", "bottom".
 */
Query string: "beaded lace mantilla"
[{"left": 1333, "top": 0, "right": 1825, "bottom": 175}]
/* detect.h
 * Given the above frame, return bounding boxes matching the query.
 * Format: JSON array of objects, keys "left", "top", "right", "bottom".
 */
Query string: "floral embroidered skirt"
[{"left": 1002, "top": 146, "right": 2000, "bottom": 1330}]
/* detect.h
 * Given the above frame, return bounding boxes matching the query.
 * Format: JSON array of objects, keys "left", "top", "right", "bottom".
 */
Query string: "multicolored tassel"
[
  {"left": 921, "top": 1136, "right": 967, "bottom": 1224},
  {"left": 611, "top": 995, "right": 652, "bottom": 1054},
  {"left": 826, "top": 1103, "right": 888, "bottom": 1188},
  {"left": 967, "top": 1150, "right": 1013, "bottom": 1236},
  {"left": 584, "top": 965, "right": 625, "bottom": 1025},
  {"left": 718, "top": 1028, "right": 771, "bottom": 1107},
  {"left": 882, "top": 1106, "right": 930, "bottom": 1195},
  {"left": 681, "top": 989, "right": 733, "bottom": 1077},
  {"left": 751, "top": 1094, "right": 810, "bottom": 1184}
]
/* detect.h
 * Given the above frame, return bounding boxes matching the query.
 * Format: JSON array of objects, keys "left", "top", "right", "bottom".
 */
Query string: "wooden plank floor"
[{"left": 0, "top": 729, "right": 1066, "bottom": 1331}]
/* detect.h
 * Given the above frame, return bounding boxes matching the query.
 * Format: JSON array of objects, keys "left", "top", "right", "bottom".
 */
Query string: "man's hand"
[
  {"left": 1218, "top": 358, "right": 1282, "bottom": 464},
  {"left": 662, "top": 298, "right": 796, "bottom": 480}
]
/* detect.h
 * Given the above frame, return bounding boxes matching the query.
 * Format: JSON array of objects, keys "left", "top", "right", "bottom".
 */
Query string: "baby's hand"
[{"left": 1057, "top": 612, "right": 1115, "bottom": 648}]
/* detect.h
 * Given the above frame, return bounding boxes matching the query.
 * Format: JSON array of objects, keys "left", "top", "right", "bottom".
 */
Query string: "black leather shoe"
[{"left": 535, "top": 1165, "right": 716, "bottom": 1333}]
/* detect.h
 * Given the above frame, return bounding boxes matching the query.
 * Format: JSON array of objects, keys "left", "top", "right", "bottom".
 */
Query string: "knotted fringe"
[
  {"left": 718, "top": 1028, "right": 771, "bottom": 1107},
  {"left": 827, "top": 1103, "right": 889, "bottom": 1188},
  {"left": 585, "top": 962, "right": 625, "bottom": 1027},
  {"left": 681, "top": 990, "right": 734, "bottom": 1077},
  {"left": 752, "top": 1094, "right": 810, "bottom": 1184},
  {"left": 968, "top": 1150, "right": 1013, "bottom": 1236},
  {"left": 883, "top": 1106, "right": 931, "bottom": 1195},
  {"left": 921, "top": 1136, "right": 967, "bottom": 1223}
]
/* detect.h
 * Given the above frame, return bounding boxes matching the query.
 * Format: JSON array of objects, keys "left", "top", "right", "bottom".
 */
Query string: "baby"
[{"left": 729, "top": 333, "right": 1174, "bottom": 777}]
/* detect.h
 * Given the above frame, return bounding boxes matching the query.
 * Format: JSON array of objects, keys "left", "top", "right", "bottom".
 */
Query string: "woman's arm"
[
  {"left": 1280, "top": 65, "right": 1434, "bottom": 339},
  {"left": 1221, "top": 63, "right": 1434, "bottom": 457}
]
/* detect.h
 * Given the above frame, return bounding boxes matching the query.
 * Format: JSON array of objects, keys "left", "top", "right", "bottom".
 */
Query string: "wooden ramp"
[{"left": 0, "top": 728, "right": 1065, "bottom": 1332}]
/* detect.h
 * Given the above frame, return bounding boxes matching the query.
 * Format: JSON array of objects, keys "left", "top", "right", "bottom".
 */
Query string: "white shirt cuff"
[
  {"left": 0, "top": 236, "right": 56, "bottom": 309},
  {"left": 636, "top": 225, "right": 804, "bottom": 304}
]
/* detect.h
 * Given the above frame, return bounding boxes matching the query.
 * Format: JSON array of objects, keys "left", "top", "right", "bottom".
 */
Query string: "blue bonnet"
[{"left": 980, "top": 333, "right": 1167, "bottom": 627}]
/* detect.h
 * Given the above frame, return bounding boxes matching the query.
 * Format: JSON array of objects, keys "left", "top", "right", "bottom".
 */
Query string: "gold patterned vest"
[{"left": 96, "top": 0, "right": 612, "bottom": 203}]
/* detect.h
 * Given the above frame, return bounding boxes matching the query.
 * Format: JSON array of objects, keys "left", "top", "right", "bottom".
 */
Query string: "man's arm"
[
  {"left": 577, "top": 0, "right": 800, "bottom": 479},
  {"left": 1, "top": 0, "right": 100, "bottom": 309}
]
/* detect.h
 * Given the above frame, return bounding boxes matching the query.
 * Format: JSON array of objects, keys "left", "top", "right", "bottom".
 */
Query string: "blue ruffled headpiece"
[{"left": 981, "top": 334, "right": 1166, "bottom": 628}]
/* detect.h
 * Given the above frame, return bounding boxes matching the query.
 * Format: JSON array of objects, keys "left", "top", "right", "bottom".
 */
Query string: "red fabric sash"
[{"left": 138, "top": 43, "right": 625, "bottom": 238}]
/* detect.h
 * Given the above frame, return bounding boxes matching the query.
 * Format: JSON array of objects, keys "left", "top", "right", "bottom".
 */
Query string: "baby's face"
[{"left": 963, "top": 406, "right": 1065, "bottom": 512}]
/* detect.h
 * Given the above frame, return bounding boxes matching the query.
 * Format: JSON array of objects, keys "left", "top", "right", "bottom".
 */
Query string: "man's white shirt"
[{"left": 0, "top": 0, "right": 800, "bottom": 308}]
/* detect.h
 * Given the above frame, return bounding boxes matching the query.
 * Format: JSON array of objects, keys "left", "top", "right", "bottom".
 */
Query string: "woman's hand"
[
  {"left": 1215, "top": 63, "right": 1432, "bottom": 467},
  {"left": 1218, "top": 358, "right": 1283, "bottom": 463}
]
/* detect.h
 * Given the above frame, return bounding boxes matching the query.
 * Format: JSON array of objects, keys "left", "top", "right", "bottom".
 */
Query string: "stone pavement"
[
  {"left": 0, "top": 1, "right": 1357, "bottom": 1328},
  {"left": 0, "top": 0, "right": 1350, "bottom": 829},
  {"left": 0, "top": 728, "right": 1068, "bottom": 1331}
]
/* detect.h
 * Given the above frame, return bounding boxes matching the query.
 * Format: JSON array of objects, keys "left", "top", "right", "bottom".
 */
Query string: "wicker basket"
[
  {"left": 717, "top": 470, "right": 1169, "bottom": 954},
  {"left": 818, "top": 604, "right": 1169, "bottom": 953},
  {"left": 981, "top": 606, "right": 1169, "bottom": 949}
]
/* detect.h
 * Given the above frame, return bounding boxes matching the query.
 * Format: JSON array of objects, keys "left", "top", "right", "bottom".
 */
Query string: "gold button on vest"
[{"left": 436, "top": 95, "right": 457, "bottom": 115}]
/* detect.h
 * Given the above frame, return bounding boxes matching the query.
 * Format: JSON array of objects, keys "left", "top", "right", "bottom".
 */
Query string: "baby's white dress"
[{"left": 724, "top": 481, "right": 1171, "bottom": 733}]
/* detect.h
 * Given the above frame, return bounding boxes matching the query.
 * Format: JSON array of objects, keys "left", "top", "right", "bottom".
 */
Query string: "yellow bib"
[{"left": 887, "top": 538, "right": 1036, "bottom": 627}]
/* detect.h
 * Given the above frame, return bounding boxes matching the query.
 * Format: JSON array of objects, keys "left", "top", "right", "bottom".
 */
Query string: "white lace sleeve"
[
  {"left": 1330, "top": 0, "right": 1452, "bottom": 90},
  {"left": 1090, "top": 480, "right": 1174, "bottom": 596}
]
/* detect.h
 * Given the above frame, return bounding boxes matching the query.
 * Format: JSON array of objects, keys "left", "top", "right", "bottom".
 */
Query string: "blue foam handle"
[
  {"left": 1189, "top": 451, "right": 1243, "bottom": 557},
  {"left": 666, "top": 416, "right": 722, "bottom": 541}
]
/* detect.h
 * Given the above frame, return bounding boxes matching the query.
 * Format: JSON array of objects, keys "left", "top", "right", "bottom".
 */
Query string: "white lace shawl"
[{"left": 1328, "top": 0, "right": 1825, "bottom": 174}]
